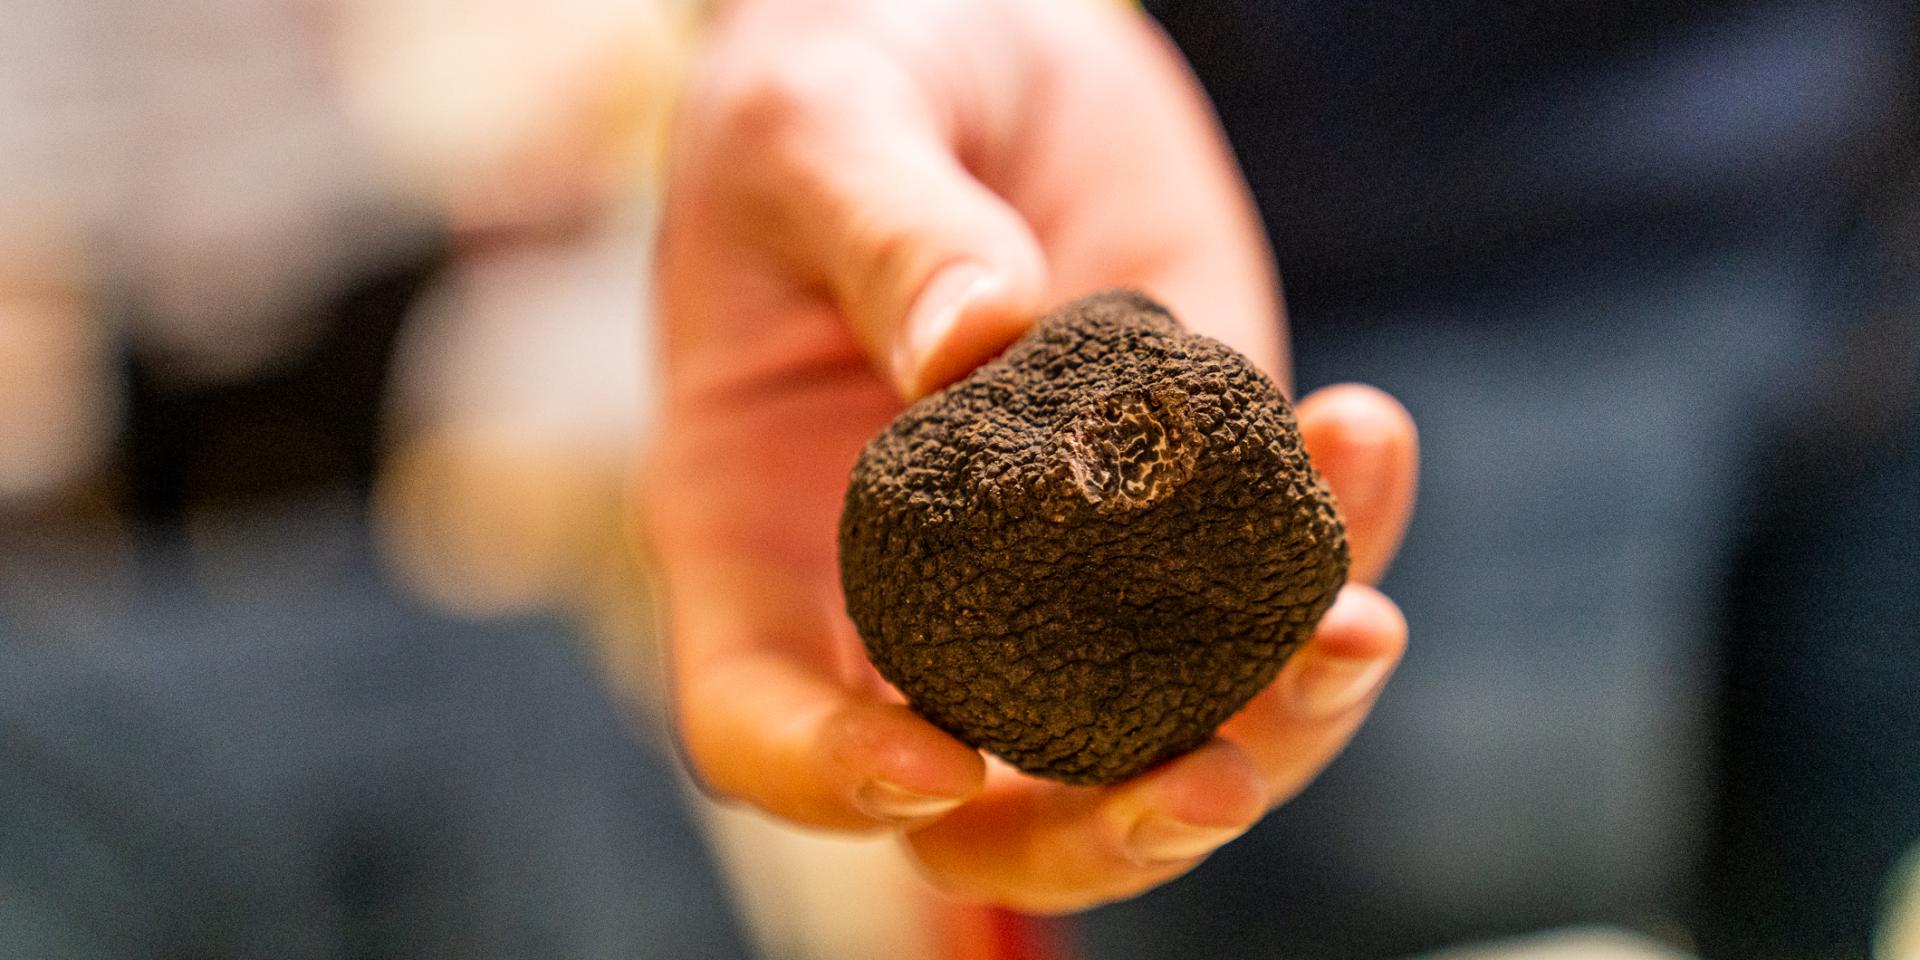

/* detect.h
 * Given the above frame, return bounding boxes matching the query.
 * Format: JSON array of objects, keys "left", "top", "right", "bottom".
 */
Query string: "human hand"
[{"left": 646, "top": 0, "right": 1417, "bottom": 913}]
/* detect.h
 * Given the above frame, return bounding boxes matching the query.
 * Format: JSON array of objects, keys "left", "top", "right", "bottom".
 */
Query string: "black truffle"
[{"left": 838, "top": 290, "right": 1347, "bottom": 785}]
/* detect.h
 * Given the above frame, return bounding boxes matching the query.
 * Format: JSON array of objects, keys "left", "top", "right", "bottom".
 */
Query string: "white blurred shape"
[
  {"left": 3, "top": 0, "right": 436, "bottom": 387},
  {"left": 1410, "top": 927, "right": 1696, "bottom": 960},
  {"left": 117, "top": 103, "right": 434, "bottom": 384},
  {"left": 375, "top": 216, "right": 655, "bottom": 619},
  {"left": 334, "top": 0, "right": 687, "bottom": 233},
  {"left": 693, "top": 791, "right": 942, "bottom": 960},
  {"left": 112, "top": 0, "right": 437, "bottom": 383}
]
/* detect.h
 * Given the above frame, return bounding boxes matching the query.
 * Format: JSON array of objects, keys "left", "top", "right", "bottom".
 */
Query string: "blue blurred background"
[{"left": 2, "top": 1, "right": 1916, "bottom": 958}]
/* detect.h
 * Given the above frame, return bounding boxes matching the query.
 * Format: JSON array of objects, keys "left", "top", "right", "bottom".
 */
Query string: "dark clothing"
[
  {"left": 0, "top": 509, "right": 749, "bottom": 960},
  {"left": 1081, "top": 2, "right": 1920, "bottom": 957}
]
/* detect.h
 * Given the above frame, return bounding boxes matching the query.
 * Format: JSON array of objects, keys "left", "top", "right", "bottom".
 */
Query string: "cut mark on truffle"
[{"left": 1049, "top": 388, "right": 1200, "bottom": 512}]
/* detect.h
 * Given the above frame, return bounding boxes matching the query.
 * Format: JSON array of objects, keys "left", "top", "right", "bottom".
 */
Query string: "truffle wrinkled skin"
[{"left": 838, "top": 290, "right": 1348, "bottom": 785}]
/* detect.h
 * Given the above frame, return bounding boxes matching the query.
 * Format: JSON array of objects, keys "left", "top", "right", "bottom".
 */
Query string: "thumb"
[{"left": 773, "top": 105, "right": 1049, "bottom": 398}]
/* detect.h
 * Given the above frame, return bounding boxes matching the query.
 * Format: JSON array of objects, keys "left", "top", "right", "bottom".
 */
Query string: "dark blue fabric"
[
  {"left": 1696, "top": 221, "right": 1920, "bottom": 957},
  {"left": 0, "top": 506, "right": 749, "bottom": 960},
  {"left": 1080, "top": 3, "right": 1920, "bottom": 958},
  {"left": 1145, "top": 0, "right": 1911, "bottom": 297}
]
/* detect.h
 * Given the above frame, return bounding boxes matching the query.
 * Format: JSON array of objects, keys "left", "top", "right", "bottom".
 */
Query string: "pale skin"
[{"left": 646, "top": 0, "right": 1419, "bottom": 913}]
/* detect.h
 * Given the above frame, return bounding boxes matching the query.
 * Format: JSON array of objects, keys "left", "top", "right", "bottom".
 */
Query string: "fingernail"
[
  {"left": 1124, "top": 812, "right": 1248, "bottom": 866},
  {"left": 894, "top": 260, "right": 994, "bottom": 395},
  {"left": 1289, "top": 654, "right": 1393, "bottom": 720},
  {"left": 855, "top": 778, "right": 966, "bottom": 823}
]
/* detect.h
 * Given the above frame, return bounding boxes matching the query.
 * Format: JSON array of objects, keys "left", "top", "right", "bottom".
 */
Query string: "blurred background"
[{"left": 1, "top": 1, "right": 1916, "bottom": 959}]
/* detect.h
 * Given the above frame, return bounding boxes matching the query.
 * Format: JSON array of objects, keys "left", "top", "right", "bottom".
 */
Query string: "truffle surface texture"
[{"left": 838, "top": 290, "right": 1347, "bottom": 785}]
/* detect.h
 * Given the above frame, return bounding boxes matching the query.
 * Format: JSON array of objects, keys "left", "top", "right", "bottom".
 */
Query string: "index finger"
[
  {"left": 660, "top": 557, "right": 988, "bottom": 832},
  {"left": 637, "top": 373, "right": 988, "bottom": 833}
]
